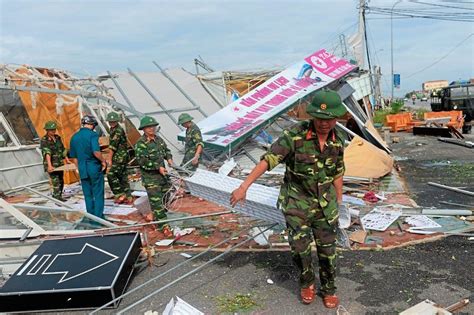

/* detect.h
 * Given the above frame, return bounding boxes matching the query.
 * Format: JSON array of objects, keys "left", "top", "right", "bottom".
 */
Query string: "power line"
[
  {"left": 409, "top": 0, "right": 474, "bottom": 11},
  {"left": 406, "top": 33, "right": 473, "bottom": 78}
]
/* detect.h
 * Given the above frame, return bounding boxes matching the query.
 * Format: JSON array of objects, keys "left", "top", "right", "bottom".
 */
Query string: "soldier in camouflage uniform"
[
  {"left": 134, "top": 116, "right": 174, "bottom": 238},
  {"left": 230, "top": 89, "right": 347, "bottom": 308},
  {"left": 40, "top": 121, "right": 69, "bottom": 201},
  {"left": 178, "top": 113, "right": 203, "bottom": 172},
  {"left": 105, "top": 112, "right": 132, "bottom": 204}
]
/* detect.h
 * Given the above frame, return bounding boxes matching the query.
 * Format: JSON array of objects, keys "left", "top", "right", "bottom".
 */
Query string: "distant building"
[{"left": 422, "top": 80, "right": 448, "bottom": 91}]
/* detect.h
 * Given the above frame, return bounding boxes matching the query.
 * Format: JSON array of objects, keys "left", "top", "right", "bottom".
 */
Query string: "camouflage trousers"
[
  {"left": 142, "top": 171, "right": 171, "bottom": 230},
  {"left": 107, "top": 162, "right": 131, "bottom": 199},
  {"left": 285, "top": 208, "right": 337, "bottom": 295},
  {"left": 180, "top": 152, "right": 199, "bottom": 172},
  {"left": 49, "top": 171, "right": 64, "bottom": 200}
]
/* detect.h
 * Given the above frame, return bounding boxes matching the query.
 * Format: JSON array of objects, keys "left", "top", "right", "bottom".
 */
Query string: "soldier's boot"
[
  {"left": 114, "top": 194, "right": 126, "bottom": 204},
  {"left": 300, "top": 284, "right": 315, "bottom": 304},
  {"left": 162, "top": 225, "right": 173, "bottom": 239},
  {"left": 322, "top": 295, "right": 339, "bottom": 309},
  {"left": 122, "top": 196, "right": 134, "bottom": 205}
]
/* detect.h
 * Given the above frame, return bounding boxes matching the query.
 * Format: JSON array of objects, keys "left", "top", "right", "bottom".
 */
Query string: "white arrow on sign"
[{"left": 42, "top": 243, "right": 119, "bottom": 284}]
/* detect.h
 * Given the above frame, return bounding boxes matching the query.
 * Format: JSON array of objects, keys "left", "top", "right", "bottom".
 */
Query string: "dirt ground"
[{"left": 39, "top": 130, "right": 473, "bottom": 315}]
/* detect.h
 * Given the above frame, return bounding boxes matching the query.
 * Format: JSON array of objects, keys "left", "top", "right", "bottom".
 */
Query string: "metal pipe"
[
  {"left": 197, "top": 77, "right": 225, "bottom": 108},
  {"left": 126, "top": 106, "right": 200, "bottom": 119},
  {"left": 0, "top": 162, "right": 43, "bottom": 172},
  {"left": 439, "top": 201, "right": 474, "bottom": 208},
  {"left": 152, "top": 62, "right": 208, "bottom": 118},
  {"left": 428, "top": 182, "right": 474, "bottom": 197},
  {"left": 20, "top": 186, "right": 117, "bottom": 228},
  {"left": 94, "top": 210, "right": 233, "bottom": 232},
  {"left": 114, "top": 223, "right": 277, "bottom": 314},
  {"left": 1, "top": 83, "right": 144, "bottom": 118},
  {"left": 106, "top": 71, "right": 138, "bottom": 112},
  {"left": 391, "top": 0, "right": 402, "bottom": 101},
  {"left": 90, "top": 223, "right": 267, "bottom": 313},
  {"left": 4, "top": 180, "right": 49, "bottom": 194},
  {"left": 127, "top": 68, "right": 184, "bottom": 130}
]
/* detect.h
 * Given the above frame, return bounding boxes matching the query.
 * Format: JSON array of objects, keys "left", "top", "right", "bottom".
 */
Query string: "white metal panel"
[{"left": 185, "top": 169, "right": 285, "bottom": 225}]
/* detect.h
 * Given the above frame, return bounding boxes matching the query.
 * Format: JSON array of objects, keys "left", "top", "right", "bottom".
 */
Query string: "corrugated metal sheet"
[{"left": 104, "top": 69, "right": 225, "bottom": 160}]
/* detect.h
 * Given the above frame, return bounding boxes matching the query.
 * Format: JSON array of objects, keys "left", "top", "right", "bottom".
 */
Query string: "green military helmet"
[
  {"left": 44, "top": 120, "right": 58, "bottom": 130},
  {"left": 139, "top": 116, "right": 159, "bottom": 130},
  {"left": 306, "top": 89, "right": 347, "bottom": 120},
  {"left": 106, "top": 111, "right": 121, "bottom": 122},
  {"left": 178, "top": 113, "right": 193, "bottom": 125}
]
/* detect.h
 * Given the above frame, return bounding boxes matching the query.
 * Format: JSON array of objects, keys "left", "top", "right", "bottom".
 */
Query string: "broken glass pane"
[
  {"left": 0, "top": 206, "right": 29, "bottom": 230},
  {"left": 14, "top": 205, "right": 109, "bottom": 231}
]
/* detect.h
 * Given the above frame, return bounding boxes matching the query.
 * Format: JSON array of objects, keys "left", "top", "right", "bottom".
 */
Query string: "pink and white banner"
[{"left": 181, "top": 48, "right": 356, "bottom": 149}]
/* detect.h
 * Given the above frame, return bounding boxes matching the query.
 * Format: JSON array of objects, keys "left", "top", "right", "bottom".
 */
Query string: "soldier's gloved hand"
[{"left": 159, "top": 166, "right": 168, "bottom": 176}]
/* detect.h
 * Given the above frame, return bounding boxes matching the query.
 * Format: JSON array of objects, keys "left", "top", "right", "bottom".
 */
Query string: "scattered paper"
[
  {"left": 218, "top": 158, "right": 237, "bottom": 176},
  {"left": 343, "top": 195, "right": 365, "bottom": 206},
  {"left": 405, "top": 215, "right": 441, "bottom": 229},
  {"left": 173, "top": 227, "right": 195, "bottom": 238},
  {"left": 267, "top": 279, "right": 274, "bottom": 285},
  {"left": 132, "top": 191, "right": 148, "bottom": 197},
  {"left": 163, "top": 296, "right": 204, "bottom": 315},
  {"left": 103, "top": 206, "right": 137, "bottom": 216},
  {"left": 361, "top": 208, "right": 401, "bottom": 231},
  {"left": 155, "top": 239, "right": 175, "bottom": 246},
  {"left": 180, "top": 253, "right": 192, "bottom": 259},
  {"left": 250, "top": 227, "right": 274, "bottom": 245}
]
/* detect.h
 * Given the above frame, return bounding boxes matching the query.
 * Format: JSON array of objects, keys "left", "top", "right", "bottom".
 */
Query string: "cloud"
[{"left": 0, "top": 0, "right": 472, "bottom": 94}]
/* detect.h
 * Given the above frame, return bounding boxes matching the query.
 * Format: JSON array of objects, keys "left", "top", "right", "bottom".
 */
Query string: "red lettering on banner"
[
  {"left": 265, "top": 94, "right": 288, "bottom": 106},
  {"left": 255, "top": 104, "right": 272, "bottom": 113},
  {"left": 252, "top": 87, "right": 272, "bottom": 101},
  {"left": 275, "top": 76, "right": 290, "bottom": 86},
  {"left": 280, "top": 87, "right": 298, "bottom": 98},
  {"left": 267, "top": 82, "right": 279, "bottom": 90},
  {"left": 239, "top": 97, "right": 257, "bottom": 107},
  {"left": 294, "top": 79, "right": 312, "bottom": 89}
]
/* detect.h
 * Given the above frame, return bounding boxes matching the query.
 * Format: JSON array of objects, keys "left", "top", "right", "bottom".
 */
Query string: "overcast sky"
[{"left": 0, "top": 0, "right": 473, "bottom": 96}]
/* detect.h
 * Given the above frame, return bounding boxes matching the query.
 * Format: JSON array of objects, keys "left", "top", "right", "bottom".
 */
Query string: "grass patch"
[
  {"left": 372, "top": 100, "right": 406, "bottom": 124},
  {"left": 215, "top": 293, "right": 259, "bottom": 313}
]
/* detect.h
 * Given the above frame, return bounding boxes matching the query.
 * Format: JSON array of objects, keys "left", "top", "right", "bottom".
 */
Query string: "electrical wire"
[{"left": 406, "top": 33, "right": 473, "bottom": 78}]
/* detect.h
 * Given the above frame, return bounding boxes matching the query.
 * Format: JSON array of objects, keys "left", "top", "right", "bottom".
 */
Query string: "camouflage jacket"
[
  {"left": 40, "top": 134, "right": 67, "bottom": 171},
  {"left": 134, "top": 134, "right": 172, "bottom": 172},
  {"left": 183, "top": 123, "right": 204, "bottom": 158},
  {"left": 261, "top": 121, "right": 345, "bottom": 224},
  {"left": 109, "top": 125, "right": 129, "bottom": 164}
]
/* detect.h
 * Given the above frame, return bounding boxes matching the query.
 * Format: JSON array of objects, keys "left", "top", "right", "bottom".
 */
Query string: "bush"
[{"left": 390, "top": 100, "right": 404, "bottom": 114}]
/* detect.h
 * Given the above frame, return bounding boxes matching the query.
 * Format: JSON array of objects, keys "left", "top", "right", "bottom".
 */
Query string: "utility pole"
[{"left": 391, "top": 0, "right": 402, "bottom": 101}]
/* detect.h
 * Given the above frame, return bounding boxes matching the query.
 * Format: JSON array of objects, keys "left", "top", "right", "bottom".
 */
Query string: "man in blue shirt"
[{"left": 69, "top": 115, "right": 107, "bottom": 218}]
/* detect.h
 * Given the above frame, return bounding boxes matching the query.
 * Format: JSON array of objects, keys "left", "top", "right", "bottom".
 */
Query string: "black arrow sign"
[{"left": 42, "top": 243, "right": 119, "bottom": 284}]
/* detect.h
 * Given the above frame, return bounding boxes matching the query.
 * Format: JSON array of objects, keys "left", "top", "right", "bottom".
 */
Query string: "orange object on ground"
[
  {"left": 301, "top": 284, "right": 315, "bottom": 304},
  {"left": 323, "top": 295, "right": 339, "bottom": 308},
  {"left": 424, "top": 110, "right": 464, "bottom": 129},
  {"left": 384, "top": 112, "right": 423, "bottom": 132}
]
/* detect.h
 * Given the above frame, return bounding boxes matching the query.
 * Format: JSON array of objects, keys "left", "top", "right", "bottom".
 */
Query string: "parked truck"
[{"left": 430, "top": 83, "right": 473, "bottom": 133}]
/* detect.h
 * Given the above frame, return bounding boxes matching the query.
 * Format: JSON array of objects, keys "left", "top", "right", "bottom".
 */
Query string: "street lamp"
[{"left": 391, "top": 0, "right": 402, "bottom": 101}]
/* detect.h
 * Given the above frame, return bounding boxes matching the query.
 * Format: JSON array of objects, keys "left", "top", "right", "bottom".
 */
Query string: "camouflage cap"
[
  {"left": 178, "top": 113, "right": 193, "bottom": 125},
  {"left": 139, "top": 116, "right": 159, "bottom": 130},
  {"left": 106, "top": 111, "right": 120, "bottom": 122},
  {"left": 306, "top": 89, "right": 347, "bottom": 120},
  {"left": 44, "top": 120, "right": 58, "bottom": 130}
]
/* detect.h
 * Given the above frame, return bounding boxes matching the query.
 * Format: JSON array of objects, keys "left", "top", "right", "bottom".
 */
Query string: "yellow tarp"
[
  {"left": 13, "top": 67, "right": 81, "bottom": 184},
  {"left": 344, "top": 135, "right": 393, "bottom": 179}
]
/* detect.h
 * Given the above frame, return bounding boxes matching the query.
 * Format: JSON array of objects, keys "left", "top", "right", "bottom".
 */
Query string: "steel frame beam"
[{"left": 152, "top": 62, "right": 208, "bottom": 118}]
